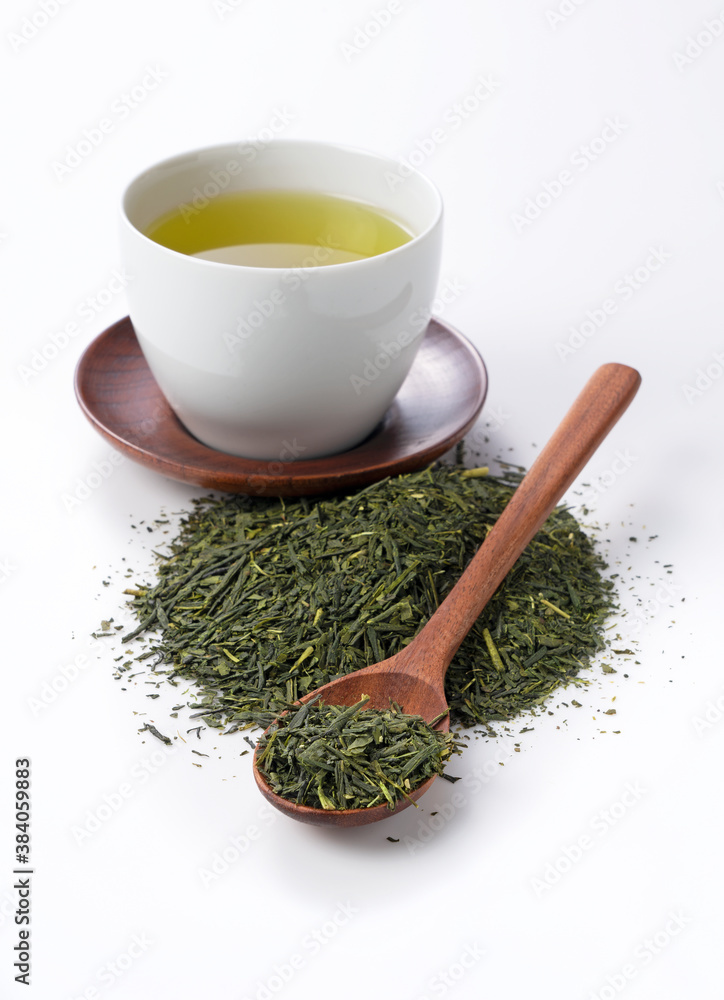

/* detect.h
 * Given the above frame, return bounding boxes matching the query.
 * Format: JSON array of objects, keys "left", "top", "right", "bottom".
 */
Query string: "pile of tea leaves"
[
  {"left": 122, "top": 463, "right": 616, "bottom": 732},
  {"left": 256, "top": 696, "right": 462, "bottom": 811}
]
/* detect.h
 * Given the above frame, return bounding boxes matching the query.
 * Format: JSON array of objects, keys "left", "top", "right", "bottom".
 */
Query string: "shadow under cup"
[{"left": 120, "top": 140, "right": 443, "bottom": 462}]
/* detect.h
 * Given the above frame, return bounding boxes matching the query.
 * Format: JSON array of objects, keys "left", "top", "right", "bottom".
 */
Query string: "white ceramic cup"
[{"left": 120, "top": 139, "right": 443, "bottom": 461}]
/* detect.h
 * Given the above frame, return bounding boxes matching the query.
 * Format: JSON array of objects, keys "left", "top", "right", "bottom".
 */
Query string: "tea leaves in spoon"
[{"left": 255, "top": 696, "right": 462, "bottom": 811}]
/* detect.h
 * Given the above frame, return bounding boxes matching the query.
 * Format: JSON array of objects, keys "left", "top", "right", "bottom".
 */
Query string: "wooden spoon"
[{"left": 253, "top": 363, "right": 642, "bottom": 827}]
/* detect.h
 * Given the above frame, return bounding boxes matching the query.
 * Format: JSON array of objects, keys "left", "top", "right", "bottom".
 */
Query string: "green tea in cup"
[
  {"left": 144, "top": 189, "right": 413, "bottom": 268},
  {"left": 120, "top": 139, "right": 443, "bottom": 459}
]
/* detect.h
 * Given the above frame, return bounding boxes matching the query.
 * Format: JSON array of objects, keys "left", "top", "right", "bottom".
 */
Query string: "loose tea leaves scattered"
[
  {"left": 255, "top": 696, "right": 462, "bottom": 811},
  {"left": 122, "top": 463, "right": 616, "bottom": 732}
]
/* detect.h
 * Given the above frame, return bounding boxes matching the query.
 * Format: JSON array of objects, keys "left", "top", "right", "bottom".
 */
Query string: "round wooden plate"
[{"left": 74, "top": 316, "right": 488, "bottom": 497}]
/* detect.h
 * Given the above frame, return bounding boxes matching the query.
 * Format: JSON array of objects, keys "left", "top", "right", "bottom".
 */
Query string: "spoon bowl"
[
  {"left": 253, "top": 363, "right": 642, "bottom": 828},
  {"left": 253, "top": 655, "right": 451, "bottom": 827}
]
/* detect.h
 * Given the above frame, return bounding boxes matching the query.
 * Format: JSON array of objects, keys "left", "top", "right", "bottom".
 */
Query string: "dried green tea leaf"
[
  {"left": 255, "top": 696, "right": 462, "bottom": 810},
  {"left": 123, "top": 464, "right": 616, "bottom": 731},
  {"left": 139, "top": 722, "right": 172, "bottom": 745}
]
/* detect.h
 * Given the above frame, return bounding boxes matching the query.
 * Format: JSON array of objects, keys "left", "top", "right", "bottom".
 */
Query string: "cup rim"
[{"left": 119, "top": 138, "right": 443, "bottom": 273}]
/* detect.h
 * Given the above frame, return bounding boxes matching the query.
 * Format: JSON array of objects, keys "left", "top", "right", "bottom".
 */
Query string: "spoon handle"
[{"left": 401, "top": 362, "right": 641, "bottom": 682}]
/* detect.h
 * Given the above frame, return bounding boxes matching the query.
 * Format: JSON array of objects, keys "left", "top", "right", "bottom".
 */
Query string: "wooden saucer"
[{"left": 74, "top": 316, "right": 488, "bottom": 497}]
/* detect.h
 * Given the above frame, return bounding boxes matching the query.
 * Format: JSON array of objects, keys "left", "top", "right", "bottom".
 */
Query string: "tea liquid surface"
[{"left": 145, "top": 189, "right": 412, "bottom": 267}]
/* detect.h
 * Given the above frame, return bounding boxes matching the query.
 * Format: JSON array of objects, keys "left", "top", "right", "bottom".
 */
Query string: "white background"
[{"left": 2, "top": 1, "right": 723, "bottom": 997}]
